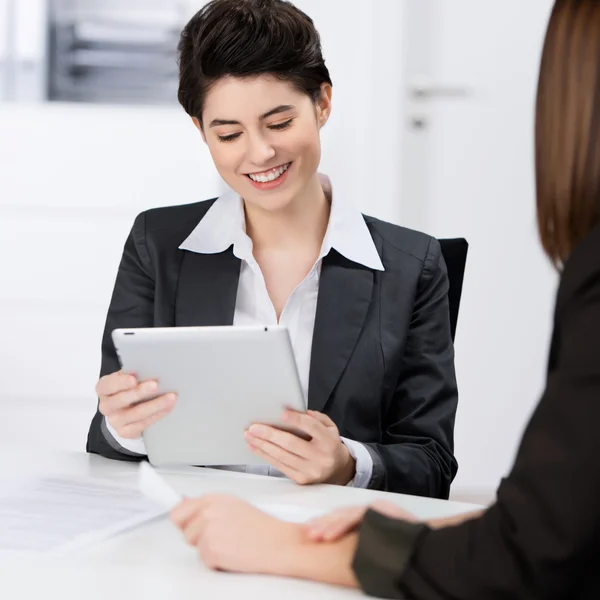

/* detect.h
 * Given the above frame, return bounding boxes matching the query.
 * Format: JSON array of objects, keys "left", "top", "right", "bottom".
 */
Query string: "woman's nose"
[{"left": 246, "top": 134, "right": 276, "bottom": 166}]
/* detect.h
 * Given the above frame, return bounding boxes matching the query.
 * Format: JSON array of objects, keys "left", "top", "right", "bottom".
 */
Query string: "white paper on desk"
[
  {"left": 139, "top": 461, "right": 182, "bottom": 510},
  {"left": 138, "top": 463, "right": 326, "bottom": 523},
  {"left": 255, "top": 503, "right": 326, "bottom": 523},
  {"left": 0, "top": 475, "right": 166, "bottom": 558}
]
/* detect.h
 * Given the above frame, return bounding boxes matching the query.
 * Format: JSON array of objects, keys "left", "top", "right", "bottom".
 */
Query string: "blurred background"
[{"left": 0, "top": 0, "right": 556, "bottom": 503}]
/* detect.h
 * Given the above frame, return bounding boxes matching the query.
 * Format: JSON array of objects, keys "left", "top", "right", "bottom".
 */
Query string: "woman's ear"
[
  {"left": 192, "top": 117, "right": 207, "bottom": 143},
  {"left": 316, "top": 83, "right": 333, "bottom": 128}
]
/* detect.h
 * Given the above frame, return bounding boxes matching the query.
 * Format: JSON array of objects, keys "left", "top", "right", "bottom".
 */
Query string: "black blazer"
[
  {"left": 352, "top": 223, "right": 600, "bottom": 598},
  {"left": 86, "top": 199, "right": 459, "bottom": 497}
]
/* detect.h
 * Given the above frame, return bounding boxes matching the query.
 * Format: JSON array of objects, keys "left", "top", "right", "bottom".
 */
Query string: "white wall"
[
  {"left": 306, "top": 0, "right": 406, "bottom": 224},
  {"left": 406, "top": 1, "right": 556, "bottom": 499},
  {"left": 0, "top": 104, "right": 223, "bottom": 450}
]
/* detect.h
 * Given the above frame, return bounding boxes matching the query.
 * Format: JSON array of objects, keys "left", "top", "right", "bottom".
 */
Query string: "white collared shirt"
[{"left": 106, "top": 186, "right": 384, "bottom": 488}]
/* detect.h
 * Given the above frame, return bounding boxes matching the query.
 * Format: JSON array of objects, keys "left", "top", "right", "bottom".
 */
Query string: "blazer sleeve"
[
  {"left": 365, "top": 237, "right": 459, "bottom": 498},
  {"left": 353, "top": 255, "right": 600, "bottom": 598},
  {"left": 86, "top": 212, "right": 156, "bottom": 461}
]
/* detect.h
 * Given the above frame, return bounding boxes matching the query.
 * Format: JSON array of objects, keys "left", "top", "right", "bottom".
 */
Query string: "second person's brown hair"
[{"left": 536, "top": 0, "right": 600, "bottom": 268}]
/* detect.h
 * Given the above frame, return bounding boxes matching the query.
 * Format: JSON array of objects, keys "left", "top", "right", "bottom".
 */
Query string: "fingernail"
[
  {"left": 249, "top": 424, "right": 265, "bottom": 436},
  {"left": 165, "top": 394, "right": 176, "bottom": 405},
  {"left": 281, "top": 411, "right": 290, "bottom": 421},
  {"left": 148, "top": 381, "right": 158, "bottom": 392}
]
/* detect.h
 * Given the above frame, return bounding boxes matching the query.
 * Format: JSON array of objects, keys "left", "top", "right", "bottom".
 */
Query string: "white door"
[{"left": 400, "top": 0, "right": 557, "bottom": 499}]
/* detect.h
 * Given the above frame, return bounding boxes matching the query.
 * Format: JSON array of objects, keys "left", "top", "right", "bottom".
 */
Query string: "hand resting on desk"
[
  {"left": 169, "top": 494, "right": 361, "bottom": 588},
  {"left": 169, "top": 494, "right": 481, "bottom": 589},
  {"left": 170, "top": 495, "right": 307, "bottom": 575},
  {"left": 304, "top": 501, "right": 417, "bottom": 542}
]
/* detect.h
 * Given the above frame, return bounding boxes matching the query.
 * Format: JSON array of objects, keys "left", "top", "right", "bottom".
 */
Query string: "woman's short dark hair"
[
  {"left": 177, "top": 0, "right": 332, "bottom": 122},
  {"left": 536, "top": 0, "right": 600, "bottom": 268}
]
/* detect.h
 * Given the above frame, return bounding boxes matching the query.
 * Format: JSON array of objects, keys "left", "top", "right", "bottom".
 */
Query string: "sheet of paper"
[
  {"left": 0, "top": 475, "right": 166, "bottom": 558},
  {"left": 139, "top": 463, "right": 326, "bottom": 523},
  {"left": 139, "top": 461, "right": 182, "bottom": 510},
  {"left": 255, "top": 503, "right": 326, "bottom": 523}
]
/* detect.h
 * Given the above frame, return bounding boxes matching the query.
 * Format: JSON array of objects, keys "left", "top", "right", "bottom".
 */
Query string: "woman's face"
[{"left": 196, "top": 75, "right": 332, "bottom": 213}]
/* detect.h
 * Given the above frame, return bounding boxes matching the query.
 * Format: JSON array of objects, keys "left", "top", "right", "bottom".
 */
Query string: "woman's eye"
[
  {"left": 268, "top": 119, "right": 293, "bottom": 131},
  {"left": 217, "top": 132, "right": 242, "bottom": 142},
  {"left": 217, "top": 119, "right": 292, "bottom": 141}
]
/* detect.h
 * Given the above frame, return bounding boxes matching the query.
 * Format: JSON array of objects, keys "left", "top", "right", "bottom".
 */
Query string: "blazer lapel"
[
  {"left": 175, "top": 248, "right": 241, "bottom": 326},
  {"left": 308, "top": 251, "right": 374, "bottom": 412}
]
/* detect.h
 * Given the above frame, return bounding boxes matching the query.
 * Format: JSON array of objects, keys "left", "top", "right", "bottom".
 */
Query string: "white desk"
[{"left": 0, "top": 445, "right": 479, "bottom": 600}]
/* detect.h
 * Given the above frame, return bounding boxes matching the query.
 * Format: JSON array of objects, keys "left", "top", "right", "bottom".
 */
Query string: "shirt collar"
[{"left": 179, "top": 183, "right": 385, "bottom": 271}]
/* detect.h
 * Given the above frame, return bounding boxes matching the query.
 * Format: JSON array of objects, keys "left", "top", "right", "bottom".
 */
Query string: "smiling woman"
[
  {"left": 86, "top": 0, "right": 459, "bottom": 499},
  {"left": 193, "top": 75, "right": 330, "bottom": 207}
]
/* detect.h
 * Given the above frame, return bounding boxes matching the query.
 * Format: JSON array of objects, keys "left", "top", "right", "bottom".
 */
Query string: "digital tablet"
[{"left": 111, "top": 325, "right": 306, "bottom": 467}]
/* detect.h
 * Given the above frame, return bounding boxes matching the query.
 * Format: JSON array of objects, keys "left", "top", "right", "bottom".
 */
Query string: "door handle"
[{"left": 409, "top": 78, "right": 470, "bottom": 99}]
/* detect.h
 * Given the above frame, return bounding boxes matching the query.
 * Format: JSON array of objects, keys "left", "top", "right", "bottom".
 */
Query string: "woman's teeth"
[{"left": 248, "top": 163, "right": 290, "bottom": 183}]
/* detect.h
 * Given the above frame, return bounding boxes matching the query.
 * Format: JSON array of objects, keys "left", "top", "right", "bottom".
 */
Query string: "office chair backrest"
[{"left": 438, "top": 238, "right": 468, "bottom": 342}]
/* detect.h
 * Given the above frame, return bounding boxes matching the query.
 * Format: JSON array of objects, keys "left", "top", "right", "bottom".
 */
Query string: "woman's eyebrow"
[{"left": 208, "top": 104, "right": 296, "bottom": 128}]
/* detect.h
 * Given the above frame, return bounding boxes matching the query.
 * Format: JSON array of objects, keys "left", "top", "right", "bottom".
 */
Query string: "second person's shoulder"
[{"left": 557, "top": 222, "right": 600, "bottom": 313}]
